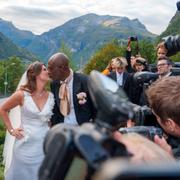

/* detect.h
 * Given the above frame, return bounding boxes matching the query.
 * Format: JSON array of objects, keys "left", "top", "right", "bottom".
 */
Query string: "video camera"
[
  {"left": 177, "top": 1, "right": 180, "bottom": 11},
  {"left": 162, "top": 0, "right": 180, "bottom": 58},
  {"left": 119, "top": 126, "right": 163, "bottom": 141},
  {"left": 132, "top": 71, "right": 158, "bottom": 106},
  {"left": 133, "top": 71, "right": 158, "bottom": 85},
  {"left": 39, "top": 71, "right": 164, "bottom": 180},
  {"left": 163, "top": 35, "right": 180, "bottom": 57},
  {"left": 88, "top": 70, "right": 134, "bottom": 130},
  {"left": 39, "top": 71, "right": 135, "bottom": 180},
  {"left": 131, "top": 104, "right": 158, "bottom": 127}
]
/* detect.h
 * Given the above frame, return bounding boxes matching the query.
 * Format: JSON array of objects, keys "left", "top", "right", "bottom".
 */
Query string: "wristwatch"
[{"left": 10, "top": 129, "right": 14, "bottom": 134}]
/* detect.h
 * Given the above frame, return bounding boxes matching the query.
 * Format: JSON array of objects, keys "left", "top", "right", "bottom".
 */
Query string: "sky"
[{"left": 0, "top": 0, "right": 178, "bottom": 35}]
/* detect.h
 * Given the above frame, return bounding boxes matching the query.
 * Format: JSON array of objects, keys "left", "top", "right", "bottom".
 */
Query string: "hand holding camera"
[{"left": 130, "top": 36, "right": 138, "bottom": 41}]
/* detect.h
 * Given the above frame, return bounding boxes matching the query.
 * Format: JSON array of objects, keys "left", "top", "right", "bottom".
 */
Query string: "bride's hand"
[{"left": 10, "top": 128, "right": 24, "bottom": 139}]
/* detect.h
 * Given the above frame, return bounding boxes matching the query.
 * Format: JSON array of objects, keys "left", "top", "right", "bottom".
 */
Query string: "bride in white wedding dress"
[
  {"left": 0, "top": 61, "right": 54, "bottom": 180},
  {"left": 3, "top": 71, "right": 27, "bottom": 175}
]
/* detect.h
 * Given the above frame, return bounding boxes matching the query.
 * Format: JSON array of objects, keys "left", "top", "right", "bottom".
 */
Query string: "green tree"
[
  {"left": 83, "top": 41, "right": 126, "bottom": 74},
  {"left": 0, "top": 56, "right": 25, "bottom": 95},
  {"left": 170, "top": 52, "right": 180, "bottom": 62},
  {"left": 83, "top": 39, "right": 158, "bottom": 74},
  {"left": 138, "top": 40, "right": 156, "bottom": 64},
  {"left": 59, "top": 41, "right": 76, "bottom": 70}
]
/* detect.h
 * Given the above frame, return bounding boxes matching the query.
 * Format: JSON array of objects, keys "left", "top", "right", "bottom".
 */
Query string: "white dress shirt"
[
  {"left": 64, "top": 76, "right": 78, "bottom": 125},
  {"left": 116, "top": 71, "right": 124, "bottom": 86}
]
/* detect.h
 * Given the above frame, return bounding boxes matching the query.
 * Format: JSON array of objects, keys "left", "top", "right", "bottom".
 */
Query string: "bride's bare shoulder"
[
  {"left": 2, "top": 90, "right": 25, "bottom": 108},
  {"left": 9, "top": 90, "right": 24, "bottom": 102},
  {"left": 15, "top": 89, "right": 25, "bottom": 97}
]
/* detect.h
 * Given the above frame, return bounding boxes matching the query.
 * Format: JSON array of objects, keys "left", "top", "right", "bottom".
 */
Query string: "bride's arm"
[{"left": 0, "top": 90, "right": 24, "bottom": 139}]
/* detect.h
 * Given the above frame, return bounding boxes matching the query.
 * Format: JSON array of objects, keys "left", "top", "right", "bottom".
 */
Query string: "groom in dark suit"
[{"left": 48, "top": 52, "right": 95, "bottom": 126}]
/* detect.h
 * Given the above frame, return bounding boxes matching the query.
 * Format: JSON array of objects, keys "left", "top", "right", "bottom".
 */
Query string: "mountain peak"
[
  {"left": 0, "top": 13, "right": 156, "bottom": 63},
  {"left": 0, "top": 18, "right": 35, "bottom": 47},
  {"left": 0, "top": 18, "right": 14, "bottom": 26}
]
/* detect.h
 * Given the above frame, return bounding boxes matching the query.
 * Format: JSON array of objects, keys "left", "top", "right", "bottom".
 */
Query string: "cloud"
[
  {"left": 0, "top": 0, "right": 178, "bottom": 35},
  {"left": 0, "top": 4, "right": 85, "bottom": 34}
]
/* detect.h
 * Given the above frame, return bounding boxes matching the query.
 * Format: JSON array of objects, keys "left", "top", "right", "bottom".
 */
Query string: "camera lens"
[{"left": 177, "top": 1, "right": 180, "bottom": 11}]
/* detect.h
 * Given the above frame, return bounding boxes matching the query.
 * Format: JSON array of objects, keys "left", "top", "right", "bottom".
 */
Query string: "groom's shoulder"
[
  {"left": 50, "top": 80, "right": 59, "bottom": 90},
  {"left": 51, "top": 80, "right": 59, "bottom": 85},
  {"left": 74, "top": 72, "right": 88, "bottom": 81}
]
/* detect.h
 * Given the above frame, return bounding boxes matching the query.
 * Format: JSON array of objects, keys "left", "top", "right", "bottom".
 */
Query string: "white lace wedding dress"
[{"left": 5, "top": 91, "right": 54, "bottom": 180}]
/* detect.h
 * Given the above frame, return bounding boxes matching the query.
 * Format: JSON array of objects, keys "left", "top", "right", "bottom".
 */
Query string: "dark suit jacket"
[
  {"left": 108, "top": 71, "right": 132, "bottom": 98},
  {"left": 50, "top": 72, "right": 95, "bottom": 126}
]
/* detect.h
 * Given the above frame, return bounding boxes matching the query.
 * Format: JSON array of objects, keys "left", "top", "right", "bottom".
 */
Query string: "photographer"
[
  {"left": 113, "top": 132, "right": 174, "bottom": 163},
  {"left": 130, "top": 57, "right": 150, "bottom": 105},
  {"left": 146, "top": 76, "right": 180, "bottom": 157},
  {"left": 126, "top": 37, "right": 139, "bottom": 73},
  {"left": 157, "top": 55, "right": 174, "bottom": 79}
]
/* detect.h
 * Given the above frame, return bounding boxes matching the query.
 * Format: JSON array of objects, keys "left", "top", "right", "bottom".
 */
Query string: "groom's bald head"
[{"left": 48, "top": 52, "right": 70, "bottom": 81}]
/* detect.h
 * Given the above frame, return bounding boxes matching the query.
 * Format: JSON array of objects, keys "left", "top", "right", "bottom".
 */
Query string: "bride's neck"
[{"left": 35, "top": 80, "right": 46, "bottom": 93}]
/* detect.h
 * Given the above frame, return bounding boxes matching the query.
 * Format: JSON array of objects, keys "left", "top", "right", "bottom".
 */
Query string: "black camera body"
[
  {"left": 39, "top": 123, "right": 129, "bottom": 180},
  {"left": 177, "top": 1, "right": 180, "bottom": 11},
  {"left": 163, "top": 35, "right": 180, "bottom": 57},
  {"left": 131, "top": 105, "right": 158, "bottom": 127},
  {"left": 88, "top": 71, "right": 134, "bottom": 130},
  {"left": 119, "top": 126, "right": 163, "bottom": 141},
  {"left": 130, "top": 36, "right": 138, "bottom": 41},
  {"left": 133, "top": 71, "right": 158, "bottom": 86}
]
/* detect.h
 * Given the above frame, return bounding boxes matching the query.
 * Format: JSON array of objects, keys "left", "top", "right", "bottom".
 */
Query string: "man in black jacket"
[{"left": 48, "top": 52, "right": 95, "bottom": 126}]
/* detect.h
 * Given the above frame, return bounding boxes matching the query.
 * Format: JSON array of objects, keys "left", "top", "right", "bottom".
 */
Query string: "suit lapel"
[
  {"left": 54, "top": 81, "right": 60, "bottom": 108},
  {"left": 72, "top": 73, "right": 81, "bottom": 113},
  {"left": 112, "top": 72, "right": 117, "bottom": 81},
  {"left": 122, "top": 72, "right": 128, "bottom": 87}
]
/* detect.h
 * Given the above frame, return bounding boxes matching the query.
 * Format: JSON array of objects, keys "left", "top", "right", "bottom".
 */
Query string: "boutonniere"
[{"left": 77, "top": 92, "right": 87, "bottom": 105}]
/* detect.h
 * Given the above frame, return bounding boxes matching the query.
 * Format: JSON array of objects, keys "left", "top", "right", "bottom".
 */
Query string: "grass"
[{"left": 0, "top": 118, "right": 5, "bottom": 180}]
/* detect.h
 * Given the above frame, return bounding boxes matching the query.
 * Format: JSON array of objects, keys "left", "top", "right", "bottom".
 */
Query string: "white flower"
[{"left": 77, "top": 92, "right": 87, "bottom": 105}]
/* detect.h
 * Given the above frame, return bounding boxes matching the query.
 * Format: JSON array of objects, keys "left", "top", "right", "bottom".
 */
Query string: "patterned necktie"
[{"left": 58, "top": 69, "right": 73, "bottom": 116}]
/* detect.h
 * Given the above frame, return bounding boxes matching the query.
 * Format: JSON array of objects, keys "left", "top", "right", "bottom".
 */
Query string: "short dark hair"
[{"left": 157, "top": 55, "right": 174, "bottom": 66}]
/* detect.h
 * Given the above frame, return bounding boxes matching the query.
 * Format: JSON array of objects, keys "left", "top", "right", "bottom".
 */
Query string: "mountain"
[
  {"left": 27, "top": 14, "right": 157, "bottom": 64},
  {"left": 0, "top": 14, "right": 156, "bottom": 64},
  {"left": 0, "top": 18, "right": 35, "bottom": 48},
  {"left": 0, "top": 32, "right": 36, "bottom": 62},
  {"left": 158, "top": 11, "right": 180, "bottom": 40}
]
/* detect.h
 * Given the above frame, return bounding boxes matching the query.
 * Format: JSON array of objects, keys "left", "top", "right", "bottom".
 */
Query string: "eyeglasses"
[{"left": 156, "top": 63, "right": 168, "bottom": 68}]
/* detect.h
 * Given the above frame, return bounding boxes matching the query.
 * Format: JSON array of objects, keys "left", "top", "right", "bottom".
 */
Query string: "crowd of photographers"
[
  {"left": 39, "top": 2, "right": 180, "bottom": 178},
  {"left": 101, "top": 34, "right": 180, "bottom": 159},
  {"left": 39, "top": 34, "right": 180, "bottom": 180}
]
